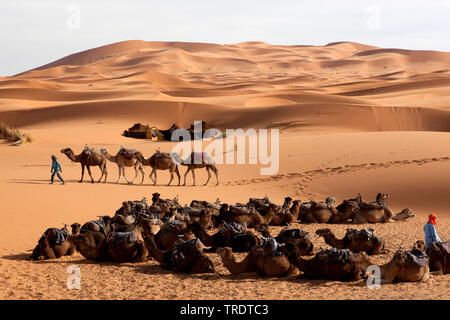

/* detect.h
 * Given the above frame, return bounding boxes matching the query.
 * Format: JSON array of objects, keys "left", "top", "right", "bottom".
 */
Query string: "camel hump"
[
  {"left": 40, "top": 228, "right": 70, "bottom": 246},
  {"left": 434, "top": 241, "right": 450, "bottom": 255},
  {"left": 259, "top": 237, "right": 283, "bottom": 257},
  {"left": 119, "top": 148, "right": 140, "bottom": 159},
  {"left": 278, "top": 228, "right": 309, "bottom": 240},
  {"left": 346, "top": 228, "right": 375, "bottom": 241},
  {"left": 219, "top": 221, "right": 247, "bottom": 236},
  {"left": 171, "top": 238, "right": 204, "bottom": 269}
]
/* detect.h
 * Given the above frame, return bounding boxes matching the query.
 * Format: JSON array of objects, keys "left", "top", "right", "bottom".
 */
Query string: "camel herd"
[
  {"left": 60, "top": 146, "right": 219, "bottom": 186},
  {"left": 30, "top": 192, "right": 450, "bottom": 283}
]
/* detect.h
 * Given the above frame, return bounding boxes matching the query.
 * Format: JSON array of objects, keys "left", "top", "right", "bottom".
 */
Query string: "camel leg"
[
  {"left": 123, "top": 166, "right": 131, "bottom": 184},
  {"left": 97, "top": 165, "right": 104, "bottom": 183},
  {"left": 168, "top": 168, "right": 174, "bottom": 186},
  {"left": 139, "top": 164, "right": 145, "bottom": 184},
  {"left": 204, "top": 167, "right": 211, "bottom": 186},
  {"left": 213, "top": 166, "right": 219, "bottom": 186},
  {"left": 153, "top": 170, "right": 158, "bottom": 186},
  {"left": 79, "top": 164, "right": 85, "bottom": 183},
  {"left": 149, "top": 168, "right": 156, "bottom": 185},
  {"left": 116, "top": 165, "right": 121, "bottom": 183},
  {"left": 103, "top": 164, "right": 108, "bottom": 183},
  {"left": 86, "top": 166, "right": 95, "bottom": 183},
  {"left": 175, "top": 165, "right": 181, "bottom": 186},
  {"left": 191, "top": 168, "right": 196, "bottom": 186},
  {"left": 130, "top": 164, "right": 139, "bottom": 184},
  {"left": 183, "top": 167, "right": 191, "bottom": 186}
]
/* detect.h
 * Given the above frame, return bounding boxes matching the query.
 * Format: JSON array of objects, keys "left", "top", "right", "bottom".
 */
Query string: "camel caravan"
[
  {"left": 60, "top": 145, "right": 219, "bottom": 186},
  {"left": 29, "top": 192, "right": 448, "bottom": 284}
]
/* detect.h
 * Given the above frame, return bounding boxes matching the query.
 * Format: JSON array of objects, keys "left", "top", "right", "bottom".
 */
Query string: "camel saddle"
[
  {"left": 277, "top": 228, "right": 309, "bottom": 241},
  {"left": 162, "top": 220, "right": 186, "bottom": 234},
  {"left": 108, "top": 231, "right": 138, "bottom": 247},
  {"left": 258, "top": 237, "right": 283, "bottom": 257},
  {"left": 80, "top": 220, "right": 107, "bottom": 235},
  {"left": 433, "top": 241, "right": 450, "bottom": 255},
  {"left": 248, "top": 196, "right": 270, "bottom": 206},
  {"left": 346, "top": 228, "right": 375, "bottom": 243},
  {"left": 359, "top": 201, "right": 386, "bottom": 210},
  {"left": 119, "top": 147, "right": 139, "bottom": 160},
  {"left": 318, "top": 248, "right": 353, "bottom": 264},
  {"left": 230, "top": 205, "right": 255, "bottom": 215},
  {"left": 190, "top": 152, "right": 210, "bottom": 164},
  {"left": 39, "top": 228, "right": 70, "bottom": 246},
  {"left": 219, "top": 222, "right": 247, "bottom": 238},
  {"left": 171, "top": 238, "right": 204, "bottom": 270},
  {"left": 401, "top": 249, "right": 428, "bottom": 268}
]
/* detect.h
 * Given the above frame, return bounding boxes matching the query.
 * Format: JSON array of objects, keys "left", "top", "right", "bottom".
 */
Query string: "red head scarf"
[{"left": 428, "top": 214, "right": 437, "bottom": 226}]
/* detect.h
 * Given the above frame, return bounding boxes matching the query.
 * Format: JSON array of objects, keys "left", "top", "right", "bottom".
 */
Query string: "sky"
[{"left": 1, "top": 0, "right": 450, "bottom": 76}]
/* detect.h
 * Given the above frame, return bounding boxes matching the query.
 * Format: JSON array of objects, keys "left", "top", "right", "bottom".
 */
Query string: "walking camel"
[
  {"left": 173, "top": 152, "right": 219, "bottom": 186},
  {"left": 100, "top": 148, "right": 145, "bottom": 184},
  {"left": 137, "top": 150, "right": 181, "bottom": 186},
  {"left": 61, "top": 147, "right": 108, "bottom": 183}
]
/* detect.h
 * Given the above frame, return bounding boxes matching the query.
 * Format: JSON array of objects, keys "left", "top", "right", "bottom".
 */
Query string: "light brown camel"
[
  {"left": 139, "top": 150, "right": 181, "bottom": 186},
  {"left": 222, "top": 203, "right": 277, "bottom": 228},
  {"left": 371, "top": 248, "right": 430, "bottom": 283},
  {"left": 100, "top": 148, "right": 144, "bottom": 184},
  {"left": 353, "top": 207, "right": 414, "bottom": 224},
  {"left": 316, "top": 228, "right": 386, "bottom": 255},
  {"left": 68, "top": 230, "right": 109, "bottom": 261},
  {"left": 289, "top": 248, "right": 373, "bottom": 281},
  {"left": 216, "top": 238, "right": 309, "bottom": 277},
  {"left": 61, "top": 147, "right": 108, "bottom": 183},
  {"left": 30, "top": 227, "right": 76, "bottom": 260},
  {"left": 303, "top": 197, "right": 339, "bottom": 223},
  {"left": 144, "top": 233, "right": 218, "bottom": 273},
  {"left": 173, "top": 152, "right": 219, "bottom": 186}
]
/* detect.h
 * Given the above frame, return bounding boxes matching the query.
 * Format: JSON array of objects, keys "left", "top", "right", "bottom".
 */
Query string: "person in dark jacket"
[{"left": 50, "top": 155, "right": 65, "bottom": 184}]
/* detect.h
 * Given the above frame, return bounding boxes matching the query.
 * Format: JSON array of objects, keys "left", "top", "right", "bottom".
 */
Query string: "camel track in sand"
[{"left": 224, "top": 156, "right": 450, "bottom": 199}]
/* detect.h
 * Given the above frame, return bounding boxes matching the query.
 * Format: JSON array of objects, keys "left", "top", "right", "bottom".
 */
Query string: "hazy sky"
[{"left": 1, "top": 0, "right": 450, "bottom": 76}]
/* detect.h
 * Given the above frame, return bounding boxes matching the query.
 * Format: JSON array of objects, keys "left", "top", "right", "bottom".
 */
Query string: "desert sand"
[{"left": 0, "top": 40, "right": 449, "bottom": 300}]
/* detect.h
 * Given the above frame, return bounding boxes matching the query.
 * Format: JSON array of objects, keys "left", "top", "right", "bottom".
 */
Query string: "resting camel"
[
  {"left": 256, "top": 225, "right": 314, "bottom": 256},
  {"left": 302, "top": 197, "right": 339, "bottom": 223},
  {"left": 190, "top": 221, "right": 259, "bottom": 252},
  {"left": 270, "top": 199, "right": 300, "bottom": 226},
  {"left": 146, "top": 218, "right": 192, "bottom": 250},
  {"left": 144, "top": 234, "right": 218, "bottom": 273},
  {"left": 30, "top": 227, "right": 76, "bottom": 260},
  {"left": 426, "top": 240, "right": 450, "bottom": 275},
  {"left": 106, "top": 231, "right": 149, "bottom": 263},
  {"left": 173, "top": 152, "right": 219, "bottom": 186},
  {"left": 217, "top": 237, "right": 312, "bottom": 277},
  {"left": 353, "top": 206, "right": 414, "bottom": 224},
  {"left": 221, "top": 203, "right": 277, "bottom": 228},
  {"left": 68, "top": 230, "right": 109, "bottom": 261},
  {"left": 316, "top": 228, "right": 386, "bottom": 255},
  {"left": 371, "top": 247, "right": 430, "bottom": 283},
  {"left": 138, "top": 150, "right": 181, "bottom": 186},
  {"left": 61, "top": 147, "right": 108, "bottom": 183},
  {"left": 100, "top": 148, "right": 144, "bottom": 184},
  {"left": 289, "top": 248, "right": 373, "bottom": 281}
]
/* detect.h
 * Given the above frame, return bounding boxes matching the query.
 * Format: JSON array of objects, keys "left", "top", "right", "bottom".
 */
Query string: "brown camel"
[
  {"left": 68, "top": 230, "right": 109, "bottom": 261},
  {"left": 222, "top": 203, "right": 277, "bottom": 228},
  {"left": 303, "top": 197, "right": 339, "bottom": 223},
  {"left": 426, "top": 240, "right": 450, "bottom": 275},
  {"left": 372, "top": 247, "right": 430, "bottom": 283},
  {"left": 144, "top": 233, "right": 218, "bottom": 273},
  {"left": 335, "top": 198, "right": 361, "bottom": 223},
  {"left": 316, "top": 228, "right": 386, "bottom": 255},
  {"left": 173, "top": 152, "right": 219, "bottom": 186},
  {"left": 217, "top": 237, "right": 308, "bottom": 277},
  {"left": 353, "top": 207, "right": 414, "bottom": 224},
  {"left": 139, "top": 150, "right": 181, "bottom": 186},
  {"left": 106, "top": 232, "right": 149, "bottom": 263},
  {"left": 146, "top": 218, "right": 192, "bottom": 250},
  {"left": 190, "top": 221, "right": 259, "bottom": 252},
  {"left": 61, "top": 147, "right": 108, "bottom": 183},
  {"left": 289, "top": 248, "right": 373, "bottom": 281},
  {"left": 100, "top": 148, "right": 144, "bottom": 184},
  {"left": 256, "top": 225, "right": 314, "bottom": 256},
  {"left": 30, "top": 227, "right": 75, "bottom": 260},
  {"left": 270, "top": 198, "right": 300, "bottom": 226}
]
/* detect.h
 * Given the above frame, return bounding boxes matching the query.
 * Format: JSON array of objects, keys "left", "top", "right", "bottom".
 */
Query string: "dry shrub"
[{"left": 0, "top": 123, "right": 33, "bottom": 144}]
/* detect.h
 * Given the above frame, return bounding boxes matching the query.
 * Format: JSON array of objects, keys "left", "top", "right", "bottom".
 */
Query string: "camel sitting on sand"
[
  {"left": 61, "top": 147, "right": 108, "bottom": 183},
  {"left": 316, "top": 228, "right": 386, "bottom": 255},
  {"left": 138, "top": 150, "right": 181, "bottom": 186},
  {"left": 100, "top": 147, "right": 145, "bottom": 184},
  {"left": 352, "top": 193, "right": 414, "bottom": 223},
  {"left": 172, "top": 152, "right": 219, "bottom": 186},
  {"left": 30, "top": 226, "right": 77, "bottom": 260}
]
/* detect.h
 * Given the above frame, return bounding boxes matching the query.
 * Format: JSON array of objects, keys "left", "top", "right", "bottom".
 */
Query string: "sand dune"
[{"left": 0, "top": 40, "right": 449, "bottom": 300}]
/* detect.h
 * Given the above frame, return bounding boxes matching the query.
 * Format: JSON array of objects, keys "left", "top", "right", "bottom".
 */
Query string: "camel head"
[
  {"left": 283, "top": 197, "right": 293, "bottom": 205},
  {"left": 413, "top": 240, "right": 426, "bottom": 251},
  {"left": 71, "top": 223, "right": 81, "bottom": 235},
  {"left": 396, "top": 208, "right": 415, "bottom": 220},
  {"left": 216, "top": 247, "right": 234, "bottom": 262},
  {"left": 376, "top": 193, "right": 389, "bottom": 203},
  {"left": 60, "top": 148, "right": 72, "bottom": 154},
  {"left": 152, "top": 192, "right": 161, "bottom": 204},
  {"left": 325, "top": 197, "right": 336, "bottom": 207},
  {"left": 315, "top": 228, "right": 333, "bottom": 238},
  {"left": 354, "top": 252, "right": 373, "bottom": 270}
]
